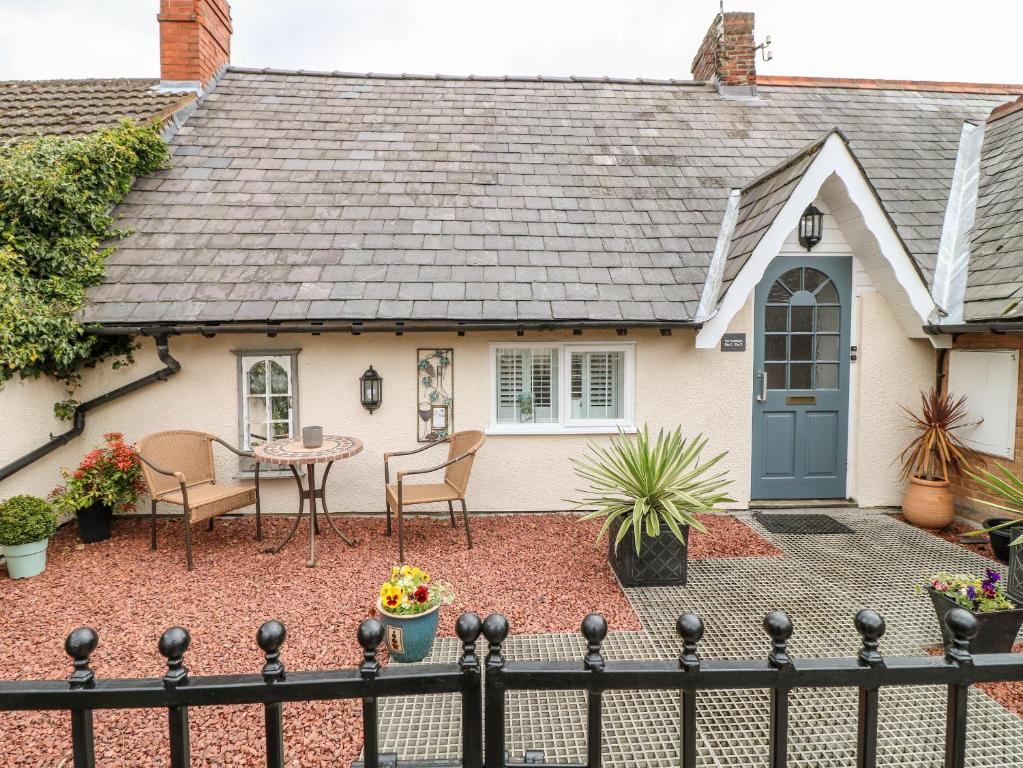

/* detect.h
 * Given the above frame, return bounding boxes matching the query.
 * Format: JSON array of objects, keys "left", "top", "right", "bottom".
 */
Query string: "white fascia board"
[{"left": 696, "top": 132, "right": 937, "bottom": 349}]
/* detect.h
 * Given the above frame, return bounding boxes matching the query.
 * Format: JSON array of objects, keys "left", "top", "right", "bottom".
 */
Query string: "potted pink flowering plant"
[
  {"left": 49, "top": 433, "right": 147, "bottom": 543},
  {"left": 921, "top": 569, "right": 1023, "bottom": 654},
  {"left": 377, "top": 565, "right": 454, "bottom": 662}
]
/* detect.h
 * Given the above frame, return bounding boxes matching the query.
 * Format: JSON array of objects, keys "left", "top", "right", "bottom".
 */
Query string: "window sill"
[{"left": 486, "top": 424, "right": 637, "bottom": 436}]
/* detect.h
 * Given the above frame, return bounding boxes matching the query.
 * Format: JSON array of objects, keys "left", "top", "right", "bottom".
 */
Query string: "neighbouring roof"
[
  {"left": 83, "top": 68, "right": 1020, "bottom": 327},
  {"left": 963, "top": 99, "right": 1023, "bottom": 322},
  {"left": 0, "top": 79, "right": 193, "bottom": 140}
]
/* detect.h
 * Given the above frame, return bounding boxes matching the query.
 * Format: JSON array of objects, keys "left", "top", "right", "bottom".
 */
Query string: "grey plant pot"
[
  {"left": 608, "top": 519, "right": 689, "bottom": 587},
  {"left": 2, "top": 538, "right": 49, "bottom": 579}
]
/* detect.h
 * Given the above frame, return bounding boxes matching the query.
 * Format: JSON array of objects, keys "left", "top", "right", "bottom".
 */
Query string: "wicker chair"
[
  {"left": 136, "top": 430, "right": 262, "bottom": 570},
  {"left": 384, "top": 430, "right": 486, "bottom": 562}
]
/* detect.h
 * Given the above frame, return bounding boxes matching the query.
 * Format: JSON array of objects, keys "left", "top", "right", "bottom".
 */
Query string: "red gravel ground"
[
  {"left": 890, "top": 513, "right": 1001, "bottom": 562},
  {"left": 0, "top": 512, "right": 776, "bottom": 767},
  {"left": 927, "top": 644, "right": 1023, "bottom": 719}
]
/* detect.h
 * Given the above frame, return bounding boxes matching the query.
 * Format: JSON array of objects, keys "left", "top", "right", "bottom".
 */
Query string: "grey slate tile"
[{"left": 79, "top": 69, "right": 1017, "bottom": 326}]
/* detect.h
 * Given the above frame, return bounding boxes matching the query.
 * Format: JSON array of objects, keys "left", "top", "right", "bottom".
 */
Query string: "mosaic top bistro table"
[{"left": 253, "top": 434, "right": 363, "bottom": 567}]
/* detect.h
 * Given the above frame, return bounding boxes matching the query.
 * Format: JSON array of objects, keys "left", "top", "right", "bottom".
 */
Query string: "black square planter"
[
  {"left": 608, "top": 520, "right": 689, "bottom": 587},
  {"left": 926, "top": 586, "right": 1023, "bottom": 654},
  {"left": 1008, "top": 524, "right": 1023, "bottom": 606}
]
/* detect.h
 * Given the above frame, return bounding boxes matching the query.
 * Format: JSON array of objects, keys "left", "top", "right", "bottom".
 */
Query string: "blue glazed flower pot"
[
  {"left": 2, "top": 538, "right": 49, "bottom": 579},
  {"left": 377, "top": 601, "right": 440, "bottom": 663}
]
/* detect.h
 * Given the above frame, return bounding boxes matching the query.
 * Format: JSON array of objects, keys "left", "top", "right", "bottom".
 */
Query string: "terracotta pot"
[{"left": 902, "top": 476, "right": 954, "bottom": 529}]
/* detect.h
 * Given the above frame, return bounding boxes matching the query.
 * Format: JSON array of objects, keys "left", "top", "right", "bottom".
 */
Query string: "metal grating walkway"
[{"left": 374, "top": 511, "right": 1023, "bottom": 767}]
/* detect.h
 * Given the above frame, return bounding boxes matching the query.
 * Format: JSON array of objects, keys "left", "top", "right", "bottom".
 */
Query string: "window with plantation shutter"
[
  {"left": 570, "top": 350, "right": 624, "bottom": 420},
  {"left": 490, "top": 342, "right": 633, "bottom": 432},
  {"left": 494, "top": 347, "right": 558, "bottom": 424}
]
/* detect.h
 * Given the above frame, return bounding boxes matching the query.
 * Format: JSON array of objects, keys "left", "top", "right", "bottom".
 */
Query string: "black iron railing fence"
[{"left": 1, "top": 607, "right": 1021, "bottom": 768}]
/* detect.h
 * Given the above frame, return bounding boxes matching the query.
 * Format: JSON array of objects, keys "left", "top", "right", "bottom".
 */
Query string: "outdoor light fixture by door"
[
  {"left": 798, "top": 204, "right": 824, "bottom": 251},
  {"left": 360, "top": 365, "right": 382, "bottom": 413}
]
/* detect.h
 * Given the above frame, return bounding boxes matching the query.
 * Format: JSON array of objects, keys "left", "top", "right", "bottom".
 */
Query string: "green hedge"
[
  {"left": 0, "top": 495, "right": 59, "bottom": 546},
  {"left": 0, "top": 121, "right": 168, "bottom": 417}
]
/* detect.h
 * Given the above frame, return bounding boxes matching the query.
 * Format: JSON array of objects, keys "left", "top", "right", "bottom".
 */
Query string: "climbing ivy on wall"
[{"left": 0, "top": 120, "right": 168, "bottom": 417}]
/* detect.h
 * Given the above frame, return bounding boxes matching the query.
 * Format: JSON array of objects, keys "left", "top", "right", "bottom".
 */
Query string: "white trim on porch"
[{"left": 695, "top": 132, "right": 941, "bottom": 349}]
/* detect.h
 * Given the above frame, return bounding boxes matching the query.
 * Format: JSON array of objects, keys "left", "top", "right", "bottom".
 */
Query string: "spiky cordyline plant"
[
  {"left": 571, "top": 425, "right": 733, "bottom": 556},
  {"left": 898, "top": 387, "right": 979, "bottom": 482},
  {"left": 962, "top": 463, "right": 1023, "bottom": 547}
]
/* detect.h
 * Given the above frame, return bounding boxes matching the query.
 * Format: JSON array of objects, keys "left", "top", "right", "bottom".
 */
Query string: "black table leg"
[
  {"left": 267, "top": 461, "right": 359, "bottom": 566},
  {"left": 266, "top": 465, "right": 306, "bottom": 554},
  {"left": 318, "top": 460, "right": 358, "bottom": 548}
]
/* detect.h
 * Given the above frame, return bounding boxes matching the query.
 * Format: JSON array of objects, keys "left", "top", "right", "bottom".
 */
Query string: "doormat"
[{"left": 752, "top": 513, "right": 855, "bottom": 535}]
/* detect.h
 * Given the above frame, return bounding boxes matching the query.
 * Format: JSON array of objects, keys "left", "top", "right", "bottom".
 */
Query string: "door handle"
[{"left": 756, "top": 371, "right": 767, "bottom": 402}]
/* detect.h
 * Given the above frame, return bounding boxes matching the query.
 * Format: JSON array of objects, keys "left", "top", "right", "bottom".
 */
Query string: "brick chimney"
[
  {"left": 158, "top": 0, "right": 232, "bottom": 91},
  {"left": 691, "top": 12, "right": 757, "bottom": 95}
]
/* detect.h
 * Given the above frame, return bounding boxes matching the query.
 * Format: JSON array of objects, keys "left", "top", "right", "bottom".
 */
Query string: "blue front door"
[{"left": 751, "top": 257, "right": 852, "bottom": 499}]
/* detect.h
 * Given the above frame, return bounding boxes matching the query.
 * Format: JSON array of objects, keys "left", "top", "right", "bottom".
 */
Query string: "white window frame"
[
  {"left": 233, "top": 348, "right": 301, "bottom": 475},
  {"left": 488, "top": 341, "right": 636, "bottom": 435}
]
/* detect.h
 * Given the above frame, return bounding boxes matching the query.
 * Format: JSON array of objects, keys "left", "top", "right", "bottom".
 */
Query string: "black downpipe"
[{"left": 0, "top": 334, "right": 180, "bottom": 482}]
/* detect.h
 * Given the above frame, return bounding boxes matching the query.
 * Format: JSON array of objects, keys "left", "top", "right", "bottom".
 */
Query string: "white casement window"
[
  {"left": 235, "top": 350, "right": 300, "bottom": 471},
  {"left": 490, "top": 342, "right": 635, "bottom": 434}
]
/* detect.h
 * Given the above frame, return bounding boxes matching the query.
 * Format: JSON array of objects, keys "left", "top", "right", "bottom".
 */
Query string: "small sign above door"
[{"left": 720, "top": 333, "right": 746, "bottom": 352}]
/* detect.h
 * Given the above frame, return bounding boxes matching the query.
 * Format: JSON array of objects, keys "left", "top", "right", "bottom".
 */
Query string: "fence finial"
[
  {"left": 456, "top": 612, "right": 484, "bottom": 671},
  {"left": 482, "top": 614, "right": 509, "bottom": 669},
  {"left": 257, "top": 620, "right": 287, "bottom": 682},
  {"left": 764, "top": 611, "right": 794, "bottom": 670},
  {"left": 944, "top": 608, "right": 978, "bottom": 666},
  {"left": 582, "top": 613, "right": 608, "bottom": 672},
  {"left": 676, "top": 613, "right": 704, "bottom": 672},
  {"left": 358, "top": 618, "right": 384, "bottom": 679},
  {"left": 158, "top": 627, "right": 191, "bottom": 687},
  {"left": 65, "top": 627, "right": 98, "bottom": 689},
  {"left": 854, "top": 609, "right": 886, "bottom": 668}
]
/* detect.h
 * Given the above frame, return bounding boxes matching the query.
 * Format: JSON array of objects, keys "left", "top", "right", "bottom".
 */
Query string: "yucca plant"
[
  {"left": 571, "top": 425, "right": 733, "bottom": 555},
  {"left": 898, "top": 387, "right": 979, "bottom": 481},
  {"left": 961, "top": 463, "right": 1023, "bottom": 546}
]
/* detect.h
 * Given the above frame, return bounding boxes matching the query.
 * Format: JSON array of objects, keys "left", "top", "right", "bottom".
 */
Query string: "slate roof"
[
  {"left": 719, "top": 134, "right": 827, "bottom": 294},
  {"left": 963, "top": 100, "right": 1023, "bottom": 321},
  {"left": 84, "top": 68, "right": 1018, "bottom": 327},
  {"left": 0, "top": 79, "right": 192, "bottom": 140}
]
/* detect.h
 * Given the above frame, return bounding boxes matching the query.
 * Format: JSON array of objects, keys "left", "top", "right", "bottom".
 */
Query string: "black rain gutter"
[
  {"left": 87, "top": 319, "right": 701, "bottom": 337},
  {"left": 923, "top": 323, "right": 1023, "bottom": 335},
  {"left": 0, "top": 334, "right": 180, "bottom": 483}
]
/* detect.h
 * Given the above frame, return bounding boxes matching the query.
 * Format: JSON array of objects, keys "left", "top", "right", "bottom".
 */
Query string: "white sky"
[{"left": 2, "top": 1, "right": 1022, "bottom": 84}]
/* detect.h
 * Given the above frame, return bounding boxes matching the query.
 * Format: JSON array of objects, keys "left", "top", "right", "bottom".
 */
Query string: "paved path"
[{"left": 377, "top": 510, "right": 1023, "bottom": 767}]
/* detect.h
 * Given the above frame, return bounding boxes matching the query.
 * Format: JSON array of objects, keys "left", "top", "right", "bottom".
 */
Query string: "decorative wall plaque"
[
  {"left": 417, "top": 349, "right": 453, "bottom": 442},
  {"left": 720, "top": 333, "right": 746, "bottom": 352}
]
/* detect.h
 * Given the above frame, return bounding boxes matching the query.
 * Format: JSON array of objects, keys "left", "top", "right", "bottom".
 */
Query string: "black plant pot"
[
  {"left": 76, "top": 502, "right": 113, "bottom": 544},
  {"left": 926, "top": 586, "right": 1023, "bottom": 654},
  {"left": 1009, "top": 525, "right": 1023, "bottom": 605},
  {"left": 608, "top": 520, "right": 689, "bottom": 587},
  {"left": 984, "top": 518, "right": 1014, "bottom": 564}
]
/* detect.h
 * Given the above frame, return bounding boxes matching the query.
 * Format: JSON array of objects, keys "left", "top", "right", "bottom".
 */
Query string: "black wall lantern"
[
  {"left": 798, "top": 204, "right": 824, "bottom": 251},
  {"left": 360, "top": 365, "right": 382, "bottom": 413}
]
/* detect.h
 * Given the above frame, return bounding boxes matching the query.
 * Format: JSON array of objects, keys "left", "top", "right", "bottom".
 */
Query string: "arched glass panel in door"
[{"left": 763, "top": 267, "right": 841, "bottom": 391}]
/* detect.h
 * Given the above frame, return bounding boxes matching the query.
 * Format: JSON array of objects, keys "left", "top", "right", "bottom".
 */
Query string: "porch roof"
[{"left": 82, "top": 69, "right": 1018, "bottom": 328}]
